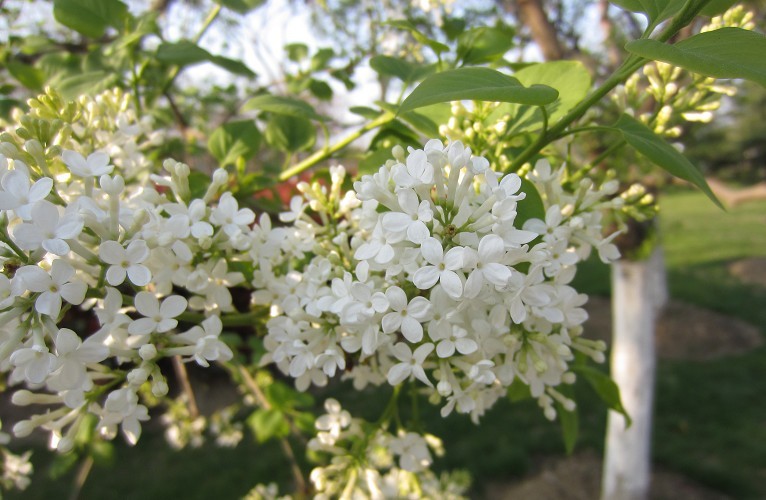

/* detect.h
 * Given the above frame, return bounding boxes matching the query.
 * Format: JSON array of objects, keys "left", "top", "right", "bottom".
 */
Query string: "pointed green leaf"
[
  {"left": 6, "top": 61, "right": 46, "bottom": 91},
  {"left": 385, "top": 20, "right": 450, "bottom": 55},
  {"left": 214, "top": 0, "right": 264, "bottom": 14},
  {"left": 370, "top": 55, "right": 416, "bottom": 82},
  {"left": 53, "top": 0, "right": 128, "bottom": 38},
  {"left": 399, "top": 67, "right": 558, "bottom": 113},
  {"left": 613, "top": 114, "right": 721, "bottom": 208},
  {"left": 208, "top": 120, "right": 261, "bottom": 167},
  {"left": 157, "top": 41, "right": 254, "bottom": 76},
  {"left": 610, "top": 0, "right": 685, "bottom": 24},
  {"left": 557, "top": 402, "right": 579, "bottom": 454},
  {"left": 54, "top": 71, "right": 119, "bottom": 99},
  {"left": 247, "top": 408, "right": 289, "bottom": 443},
  {"left": 285, "top": 42, "right": 309, "bottom": 62},
  {"left": 457, "top": 26, "right": 514, "bottom": 66},
  {"left": 701, "top": 0, "right": 737, "bottom": 16},
  {"left": 244, "top": 94, "right": 324, "bottom": 121},
  {"left": 574, "top": 365, "right": 632, "bottom": 427},
  {"left": 309, "top": 79, "right": 333, "bottom": 100},
  {"left": 626, "top": 28, "right": 766, "bottom": 88},
  {"left": 266, "top": 115, "right": 315, "bottom": 153},
  {"left": 494, "top": 60, "right": 592, "bottom": 135},
  {"left": 515, "top": 177, "right": 545, "bottom": 226}
]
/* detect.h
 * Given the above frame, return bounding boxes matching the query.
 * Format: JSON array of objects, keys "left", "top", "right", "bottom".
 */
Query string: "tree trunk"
[{"left": 601, "top": 247, "right": 666, "bottom": 500}]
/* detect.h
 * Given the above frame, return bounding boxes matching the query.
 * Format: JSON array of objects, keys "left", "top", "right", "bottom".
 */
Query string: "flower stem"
[{"left": 279, "top": 112, "right": 395, "bottom": 181}]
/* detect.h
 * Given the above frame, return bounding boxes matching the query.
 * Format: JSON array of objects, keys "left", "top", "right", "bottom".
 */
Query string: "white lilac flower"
[
  {"left": 10, "top": 345, "right": 56, "bottom": 385},
  {"left": 12, "top": 201, "right": 83, "bottom": 256},
  {"left": 0, "top": 169, "right": 52, "bottom": 219},
  {"left": 209, "top": 192, "right": 255, "bottom": 237},
  {"left": 47, "top": 328, "right": 109, "bottom": 391},
  {"left": 128, "top": 292, "right": 188, "bottom": 336},
  {"left": 462, "top": 234, "right": 513, "bottom": 298},
  {"left": 17, "top": 261, "right": 87, "bottom": 318},
  {"left": 387, "top": 342, "right": 434, "bottom": 387},
  {"left": 381, "top": 287, "right": 431, "bottom": 343},
  {"left": 99, "top": 240, "right": 151, "bottom": 287},
  {"left": 61, "top": 150, "right": 113, "bottom": 178},
  {"left": 412, "top": 237, "right": 464, "bottom": 299}
]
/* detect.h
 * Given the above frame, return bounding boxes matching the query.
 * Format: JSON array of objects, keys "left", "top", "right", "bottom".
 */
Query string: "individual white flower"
[
  {"left": 0, "top": 169, "right": 52, "bottom": 219},
  {"left": 12, "top": 201, "right": 83, "bottom": 256},
  {"left": 98, "top": 388, "right": 150, "bottom": 445},
  {"left": 61, "top": 150, "right": 113, "bottom": 177},
  {"left": 18, "top": 261, "right": 87, "bottom": 318},
  {"left": 412, "top": 237, "right": 464, "bottom": 299},
  {"left": 128, "top": 292, "right": 188, "bottom": 336},
  {"left": 381, "top": 287, "right": 431, "bottom": 343},
  {"left": 99, "top": 240, "right": 151, "bottom": 287},
  {"left": 388, "top": 432, "right": 433, "bottom": 472},
  {"left": 387, "top": 342, "right": 434, "bottom": 387},
  {"left": 209, "top": 192, "right": 255, "bottom": 237},
  {"left": 380, "top": 189, "right": 433, "bottom": 244},
  {"left": 47, "top": 328, "right": 109, "bottom": 391},
  {"left": 392, "top": 149, "right": 433, "bottom": 188},
  {"left": 433, "top": 325, "right": 478, "bottom": 358},
  {"left": 10, "top": 345, "right": 56, "bottom": 384},
  {"left": 315, "top": 398, "right": 351, "bottom": 443},
  {"left": 462, "top": 234, "right": 513, "bottom": 298},
  {"left": 171, "top": 315, "right": 233, "bottom": 367},
  {"left": 523, "top": 205, "right": 570, "bottom": 243}
]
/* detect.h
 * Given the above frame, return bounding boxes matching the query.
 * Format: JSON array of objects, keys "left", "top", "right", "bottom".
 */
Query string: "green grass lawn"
[{"left": 9, "top": 190, "right": 766, "bottom": 499}]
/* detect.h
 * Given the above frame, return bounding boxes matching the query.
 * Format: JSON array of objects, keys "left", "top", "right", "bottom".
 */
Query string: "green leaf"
[
  {"left": 54, "top": 71, "right": 119, "bottom": 99},
  {"left": 386, "top": 20, "right": 450, "bottom": 55},
  {"left": 574, "top": 365, "right": 632, "bottom": 427},
  {"left": 309, "top": 79, "right": 333, "bottom": 100},
  {"left": 207, "top": 120, "right": 261, "bottom": 167},
  {"left": 456, "top": 26, "right": 514, "bottom": 66},
  {"left": 209, "top": 55, "right": 256, "bottom": 77},
  {"left": 6, "top": 61, "right": 46, "bottom": 91},
  {"left": 358, "top": 147, "right": 394, "bottom": 175},
  {"left": 247, "top": 408, "right": 289, "bottom": 443},
  {"left": 496, "top": 60, "right": 592, "bottom": 135},
  {"left": 626, "top": 28, "right": 766, "bottom": 88},
  {"left": 370, "top": 55, "right": 416, "bottom": 82},
  {"left": 310, "top": 48, "right": 335, "bottom": 71},
  {"left": 609, "top": 0, "right": 685, "bottom": 24},
  {"left": 700, "top": 0, "right": 737, "bottom": 16},
  {"left": 265, "top": 115, "right": 316, "bottom": 153},
  {"left": 399, "top": 67, "right": 558, "bottom": 113},
  {"left": 516, "top": 60, "right": 591, "bottom": 122},
  {"left": 285, "top": 42, "right": 309, "bottom": 62},
  {"left": 515, "top": 177, "right": 546, "bottom": 226},
  {"left": 506, "top": 378, "right": 532, "bottom": 402},
  {"left": 156, "top": 41, "right": 255, "bottom": 76},
  {"left": 214, "top": 0, "right": 264, "bottom": 14},
  {"left": 53, "top": 0, "right": 128, "bottom": 38},
  {"left": 612, "top": 114, "right": 721, "bottom": 208},
  {"left": 264, "top": 380, "right": 314, "bottom": 409},
  {"left": 349, "top": 106, "right": 381, "bottom": 119},
  {"left": 557, "top": 402, "right": 579, "bottom": 454},
  {"left": 244, "top": 94, "right": 324, "bottom": 120}
]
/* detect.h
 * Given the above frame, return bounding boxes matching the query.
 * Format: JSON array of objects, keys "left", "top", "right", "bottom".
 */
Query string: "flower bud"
[{"left": 139, "top": 344, "right": 157, "bottom": 361}]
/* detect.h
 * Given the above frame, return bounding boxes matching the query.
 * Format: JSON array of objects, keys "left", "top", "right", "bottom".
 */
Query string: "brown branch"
[
  {"left": 513, "top": 0, "right": 566, "bottom": 61},
  {"left": 172, "top": 355, "right": 200, "bottom": 419}
]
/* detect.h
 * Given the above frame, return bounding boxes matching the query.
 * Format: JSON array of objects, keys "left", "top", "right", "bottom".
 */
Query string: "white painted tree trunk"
[{"left": 601, "top": 247, "right": 667, "bottom": 500}]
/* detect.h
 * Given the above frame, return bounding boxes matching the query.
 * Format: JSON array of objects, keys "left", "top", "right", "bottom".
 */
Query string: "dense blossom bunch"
[
  {"left": 0, "top": 89, "right": 238, "bottom": 454},
  {"left": 289, "top": 398, "right": 467, "bottom": 499},
  {"left": 0, "top": 88, "right": 627, "bottom": 497},
  {"left": 260, "top": 139, "right": 623, "bottom": 422}
]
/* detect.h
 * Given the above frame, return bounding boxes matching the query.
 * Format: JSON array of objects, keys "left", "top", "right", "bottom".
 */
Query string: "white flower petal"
[{"left": 412, "top": 266, "right": 439, "bottom": 290}]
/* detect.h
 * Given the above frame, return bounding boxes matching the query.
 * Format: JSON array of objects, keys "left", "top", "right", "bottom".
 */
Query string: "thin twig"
[
  {"left": 172, "top": 355, "right": 200, "bottom": 419},
  {"left": 68, "top": 455, "right": 94, "bottom": 500}
]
